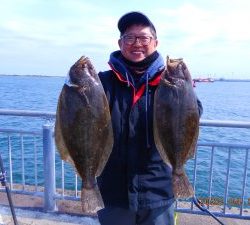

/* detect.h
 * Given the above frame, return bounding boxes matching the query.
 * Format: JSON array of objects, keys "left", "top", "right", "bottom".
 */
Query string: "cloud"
[
  {"left": 0, "top": 0, "right": 250, "bottom": 77},
  {"left": 155, "top": 2, "right": 250, "bottom": 46},
  {"left": 0, "top": 0, "right": 119, "bottom": 47},
  {"left": 148, "top": 1, "right": 250, "bottom": 77}
]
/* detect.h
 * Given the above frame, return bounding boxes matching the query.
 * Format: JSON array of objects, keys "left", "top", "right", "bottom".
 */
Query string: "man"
[{"left": 96, "top": 11, "right": 203, "bottom": 225}]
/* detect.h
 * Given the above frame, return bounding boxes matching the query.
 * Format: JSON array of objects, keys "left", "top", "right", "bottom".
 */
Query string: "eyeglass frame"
[{"left": 120, "top": 34, "right": 156, "bottom": 46}]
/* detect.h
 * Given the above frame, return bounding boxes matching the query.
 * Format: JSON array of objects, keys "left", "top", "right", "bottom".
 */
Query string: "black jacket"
[{"left": 97, "top": 51, "right": 202, "bottom": 211}]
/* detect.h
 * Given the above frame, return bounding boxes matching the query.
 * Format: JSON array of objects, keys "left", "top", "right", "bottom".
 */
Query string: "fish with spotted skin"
[
  {"left": 55, "top": 56, "right": 113, "bottom": 214},
  {"left": 154, "top": 56, "right": 200, "bottom": 198}
]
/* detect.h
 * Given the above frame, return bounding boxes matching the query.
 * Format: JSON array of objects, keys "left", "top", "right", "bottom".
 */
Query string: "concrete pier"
[{"left": 0, "top": 192, "right": 249, "bottom": 225}]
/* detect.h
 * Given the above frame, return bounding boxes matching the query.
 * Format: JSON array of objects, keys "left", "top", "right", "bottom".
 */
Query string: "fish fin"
[
  {"left": 81, "top": 185, "right": 104, "bottom": 215},
  {"left": 55, "top": 91, "right": 71, "bottom": 161},
  {"left": 96, "top": 122, "right": 114, "bottom": 177},
  {"left": 187, "top": 129, "right": 199, "bottom": 160},
  {"left": 187, "top": 144, "right": 197, "bottom": 160},
  {"left": 173, "top": 170, "right": 194, "bottom": 199},
  {"left": 55, "top": 96, "right": 78, "bottom": 172},
  {"left": 153, "top": 115, "right": 172, "bottom": 167},
  {"left": 55, "top": 121, "right": 69, "bottom": 161}
]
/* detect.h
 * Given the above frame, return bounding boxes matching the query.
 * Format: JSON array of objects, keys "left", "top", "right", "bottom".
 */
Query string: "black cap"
[{"left": 118, "top": 11, "right": 156, "bottom": 36}]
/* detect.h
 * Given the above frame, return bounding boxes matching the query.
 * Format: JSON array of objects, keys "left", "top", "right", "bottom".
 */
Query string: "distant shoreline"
[
  {"left": 0, "top": 74, "right": 65, "bottom": 78},
  {"left": 1, "top": 74, "right": 250, "bottom": 82},
  {"left": 215, "top": 79, "right": 250, "bottom": 82},
  {"left": 193, "top": 79, "right": 250, "bottom": 82}
]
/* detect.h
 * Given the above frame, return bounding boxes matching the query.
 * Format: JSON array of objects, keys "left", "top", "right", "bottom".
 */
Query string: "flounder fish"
[
  {"left": 55, "top": 56, "right": 113, "bottom": 214},
  {"left": 154, "top": 56, "right": 200, "bottom": 198}
]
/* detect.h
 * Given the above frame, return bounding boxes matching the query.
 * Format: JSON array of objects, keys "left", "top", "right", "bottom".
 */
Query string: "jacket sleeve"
[{"left": 98, "top": 70, "right": 115, "bottom": 108}]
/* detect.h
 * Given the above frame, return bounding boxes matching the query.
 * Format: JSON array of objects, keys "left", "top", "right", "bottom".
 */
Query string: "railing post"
[{"left": 43, "top": 122, "right": 57, "bottom": 212}]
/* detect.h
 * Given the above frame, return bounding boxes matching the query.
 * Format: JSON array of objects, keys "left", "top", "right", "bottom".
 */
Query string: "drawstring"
[
  {"left": 125, "top": 69, "right": 150, "bottom": 148},
  {"left": 145, "top": 73, "right": 150, "bottom": 148},
  {"left": 125, "top": 72, "right": 130, "bottom": 87}
]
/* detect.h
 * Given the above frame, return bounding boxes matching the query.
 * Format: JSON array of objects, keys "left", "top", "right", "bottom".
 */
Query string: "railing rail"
[
  {"left": 0, "top": 109, "right": 55, "bottom": 118},
  {"left": 0, "top": 109, "right": 250, "bottom": 220},
  {"left": 0, "top": 109, "right": 250, "bottom": 128},
  {"left": 1, "top": 109, "right": 250, "bottom": 128}
]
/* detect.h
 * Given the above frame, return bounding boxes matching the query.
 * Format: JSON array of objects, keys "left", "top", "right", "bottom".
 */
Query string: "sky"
[{"left": 1, "top": 0, "right": 250, "bottom": 79}]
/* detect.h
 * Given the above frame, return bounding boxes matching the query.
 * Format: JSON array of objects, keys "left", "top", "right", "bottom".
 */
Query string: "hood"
[{"left": 109, "top": 50, "right": 165, "bottom": 87}]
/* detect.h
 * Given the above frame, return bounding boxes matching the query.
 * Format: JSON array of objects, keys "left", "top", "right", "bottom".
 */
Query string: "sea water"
[{"left": 0, "top": 75, "right": 250, "bottom": 206}]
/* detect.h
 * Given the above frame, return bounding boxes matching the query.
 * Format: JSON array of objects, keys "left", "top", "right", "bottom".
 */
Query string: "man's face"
[{"left": 118, "top": 25, "right": 158, "bottom": 62}]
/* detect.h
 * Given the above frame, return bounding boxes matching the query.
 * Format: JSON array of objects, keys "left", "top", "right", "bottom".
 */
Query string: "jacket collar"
[{"left": 108, "top": 50, "right": 165, "bottom": 86}]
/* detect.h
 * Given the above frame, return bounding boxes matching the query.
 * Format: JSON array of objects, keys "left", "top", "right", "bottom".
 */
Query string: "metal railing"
[
  {"left": 176, "top": 141, "right": 250, "bottom": 220},
  {"left": 0, "top": 109, "right": 250, "bottom": 219}
]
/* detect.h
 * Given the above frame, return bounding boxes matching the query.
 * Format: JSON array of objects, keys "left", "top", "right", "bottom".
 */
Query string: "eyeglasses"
[{"left": 121, "top": 35, "right": 155, "bottom": 46}]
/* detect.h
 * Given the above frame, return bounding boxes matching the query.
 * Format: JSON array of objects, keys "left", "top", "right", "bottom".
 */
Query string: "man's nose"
[{"left": 133, "top": 37, "right": 143, "bottom": 46}]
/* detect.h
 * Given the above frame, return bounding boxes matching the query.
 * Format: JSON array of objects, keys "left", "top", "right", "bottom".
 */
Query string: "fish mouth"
[
  {"left": 161, "top": 56, "right": 187, "bottom": 86},
  {"left": 78, "top": 56, "right": 93, "bottom": 68},
  {"left": 167, "top": 56, "right": 185, "bottom": 79},
  {"left": 69, "top": 56, "right": 98, "bottom": 86},
  {"left": 75, "top": 56, "right": 94, "bottom": 76}
]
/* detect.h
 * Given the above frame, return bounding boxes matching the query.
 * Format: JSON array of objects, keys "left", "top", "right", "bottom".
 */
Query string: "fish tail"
[
  {"left": 173, "top": 170, "right": 194, "bottom": 198},
  {"left": 81, "top": 185, "right": 104, "bottom": 214}
]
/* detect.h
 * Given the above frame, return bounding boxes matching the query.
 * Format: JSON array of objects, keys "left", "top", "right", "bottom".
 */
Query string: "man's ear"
[
  {"left": 118, "top": 39, "right": 122, "bottom": 48},
  {"left": 154, "top": 39, "right": 158, "bottom": 48}
]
